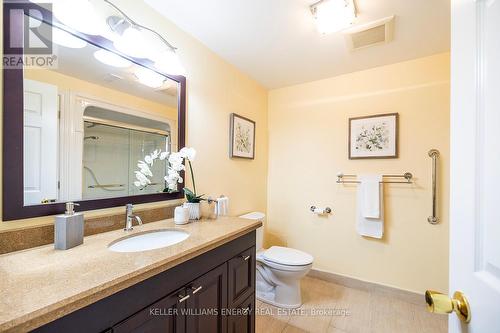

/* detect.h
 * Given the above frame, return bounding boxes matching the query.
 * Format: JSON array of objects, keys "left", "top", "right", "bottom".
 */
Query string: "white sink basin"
[{"left": 108, "top": 229, "right": 189, "bottom": 253}]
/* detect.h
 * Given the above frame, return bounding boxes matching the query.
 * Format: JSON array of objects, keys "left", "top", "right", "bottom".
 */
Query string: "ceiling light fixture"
[
  {"left": 134, "top": 67, "right": 166, "bottom": 89},
  {"left": 310, "top": 0, "right": 356, "bottom": 34},
  {"left": 93, "top": 49, "right": 132, "bottom": 68},
  {"left": 52, "top": 29, "right": 87, "bottom": 49}
]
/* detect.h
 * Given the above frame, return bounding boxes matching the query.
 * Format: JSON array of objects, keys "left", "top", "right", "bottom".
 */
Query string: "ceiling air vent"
[{"left": 343, "top": 15, "right": 395, "bottom": 51}]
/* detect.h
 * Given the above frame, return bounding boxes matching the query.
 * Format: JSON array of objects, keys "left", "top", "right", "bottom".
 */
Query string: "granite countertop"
[{"left": 0, "top": 216, "right": 262, "bottom": 332}]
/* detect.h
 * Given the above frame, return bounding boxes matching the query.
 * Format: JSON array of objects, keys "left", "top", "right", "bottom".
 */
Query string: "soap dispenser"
[{"left": 55, "top": 202, "right": 84, "bottom": 250}]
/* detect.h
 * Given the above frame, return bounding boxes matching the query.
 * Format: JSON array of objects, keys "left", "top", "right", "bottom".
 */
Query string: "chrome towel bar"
[{"left": 336, "top": 172, "right": 413, "bottom": 184}]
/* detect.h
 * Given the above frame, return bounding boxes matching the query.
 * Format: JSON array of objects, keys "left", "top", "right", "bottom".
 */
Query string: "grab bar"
[{"left": 428, "top": 149, "right": 440, "bottom": 224}]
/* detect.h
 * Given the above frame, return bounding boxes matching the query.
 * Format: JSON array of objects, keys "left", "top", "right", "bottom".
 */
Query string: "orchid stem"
[{"left": 188, "top": 160, "right": 196, "bottom": 196}]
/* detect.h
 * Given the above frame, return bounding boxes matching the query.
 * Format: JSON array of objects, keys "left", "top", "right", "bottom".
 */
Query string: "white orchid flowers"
[
  {"left": 133, "top": 149, "right": 169, "bottom": 188},
  {"left": 134, "top": 147, "right": 199, "bottom": 200}
]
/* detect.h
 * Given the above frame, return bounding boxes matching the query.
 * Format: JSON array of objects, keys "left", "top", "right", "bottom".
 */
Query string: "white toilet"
[{"left": 239, "top": 212, "right": 314, "bottom": 309}]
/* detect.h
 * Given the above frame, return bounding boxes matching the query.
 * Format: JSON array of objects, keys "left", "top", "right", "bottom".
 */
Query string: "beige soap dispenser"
[{"left": 54, "top": 202, "right": 84, "bottom": 250}]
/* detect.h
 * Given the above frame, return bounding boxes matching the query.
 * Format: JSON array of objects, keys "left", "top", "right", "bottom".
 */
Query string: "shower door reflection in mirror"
[{"left": 22, "top": 18, "right": 179, "bottom": 206}]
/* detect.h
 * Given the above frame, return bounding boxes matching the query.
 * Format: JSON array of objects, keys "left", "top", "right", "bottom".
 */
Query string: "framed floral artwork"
[
  {"left": 349, "top": 113, "right": 399, "bottom": 159},
  {"left": 230, "top": 113, "right": 256, "bottom": 159}
]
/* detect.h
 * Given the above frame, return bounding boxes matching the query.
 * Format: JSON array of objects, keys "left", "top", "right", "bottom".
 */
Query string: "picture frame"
[
  {"left": 229, "top": 113, "right": 256, "bottom": 159},
  {"left": 349, "top": 113, "right": 399, "bottom": 159}
]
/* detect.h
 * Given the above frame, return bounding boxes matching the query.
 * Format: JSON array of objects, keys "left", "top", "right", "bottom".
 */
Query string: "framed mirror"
[{"left": 2, "top": 2, "right": 186, "bottom": 220}]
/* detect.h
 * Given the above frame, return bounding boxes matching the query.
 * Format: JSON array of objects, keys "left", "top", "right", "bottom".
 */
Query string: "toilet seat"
[
  {"left": 262, "top": 246, "right": 314, "bottom": 266},
  {"left": 259, "top": 258, "right": 312, "bottom": 272},
  {"left": 257, "top": 246, "right": 313, "bottom": 271}
]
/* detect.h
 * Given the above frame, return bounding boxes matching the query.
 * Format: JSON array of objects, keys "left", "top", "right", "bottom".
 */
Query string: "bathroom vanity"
[{"left": 0, "top": 217, "right": 261, "bottom": 333}]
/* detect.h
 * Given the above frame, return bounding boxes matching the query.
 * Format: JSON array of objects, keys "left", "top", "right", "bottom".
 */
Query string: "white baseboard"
[{"left": 307, "top": 268, "right": 423, "bottom": 305}]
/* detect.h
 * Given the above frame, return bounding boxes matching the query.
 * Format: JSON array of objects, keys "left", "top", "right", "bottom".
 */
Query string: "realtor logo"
[{"left": 3, "top": 1, "right": 57, "bottom": 69}]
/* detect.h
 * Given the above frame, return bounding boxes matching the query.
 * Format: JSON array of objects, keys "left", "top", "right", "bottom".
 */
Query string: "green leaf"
[{"left": 183, "top": 188, "right": 206, "bottom": 203}]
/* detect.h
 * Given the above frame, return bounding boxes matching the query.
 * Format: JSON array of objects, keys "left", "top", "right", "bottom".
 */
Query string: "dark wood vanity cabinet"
[
  {"left": 113, "top": 263, "right": 228, "bottom": 333},
  {"left": 32, "top": 231, "right": 256, "bottom": 333}
]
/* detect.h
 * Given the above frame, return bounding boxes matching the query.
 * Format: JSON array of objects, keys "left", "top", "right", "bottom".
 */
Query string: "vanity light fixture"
[
  {"left": 310, "top": 0, "right": 356, "bottom": 34},
  {"left": 104, "top": 0, "right": 185, "bottom": 75},
  {"left": 52, "top": 29, "right": 87, "bottom": 49},
  {"left": 48, "top": 0, "right": 186, "bottom": 76},
  {"left": 93, "top": 49, "right": 132, "bottom": 68},
  {"left": 134, "top": 67, "right": 166, "bottom": 89}
]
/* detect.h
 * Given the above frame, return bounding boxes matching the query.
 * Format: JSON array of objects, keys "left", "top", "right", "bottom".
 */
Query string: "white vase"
[{"left": 183, "top": 202, "right": 201, "bottom": 220}]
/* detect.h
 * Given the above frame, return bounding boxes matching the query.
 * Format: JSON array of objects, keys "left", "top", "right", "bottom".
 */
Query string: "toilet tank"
[{"left": 238, "top": 212, "right": 265, "bottom": 250}]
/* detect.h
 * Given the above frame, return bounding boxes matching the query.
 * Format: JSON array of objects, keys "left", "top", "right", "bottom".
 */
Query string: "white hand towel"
[
  {"left": 360, "top": 175, "right": 381, "bottom": 218},
  {"left": 356, "top": 175, "right": 384, "bottom": 239},
  {"left": 216, "top": 197, "right": 229, "bottom": 216}
]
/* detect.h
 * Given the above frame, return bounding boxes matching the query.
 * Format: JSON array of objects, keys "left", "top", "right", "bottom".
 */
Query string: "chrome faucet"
[{"left": 125, "top": 204, "right": 142, "bottom": 231}]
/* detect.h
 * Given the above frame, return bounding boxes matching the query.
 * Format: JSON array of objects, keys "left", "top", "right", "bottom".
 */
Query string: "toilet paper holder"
[{"left": 310, "top": 206, "right": 332, "bottom": 214}]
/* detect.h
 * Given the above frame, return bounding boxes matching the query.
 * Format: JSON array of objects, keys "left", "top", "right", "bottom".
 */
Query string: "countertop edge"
[{"left": 0, "top": 221, "right": 261, "bottom": 333}]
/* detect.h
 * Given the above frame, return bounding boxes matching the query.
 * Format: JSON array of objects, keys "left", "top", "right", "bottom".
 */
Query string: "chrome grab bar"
[{"left": 428, "top": 149, "right": 440, "bottom": 224}]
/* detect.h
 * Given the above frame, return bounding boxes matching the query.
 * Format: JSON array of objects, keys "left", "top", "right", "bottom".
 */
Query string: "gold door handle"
[{"left": 425, "top": 290, "right": 471, "bottom": 323}]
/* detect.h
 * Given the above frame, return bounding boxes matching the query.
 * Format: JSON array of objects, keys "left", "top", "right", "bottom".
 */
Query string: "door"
[
  {"left": 112, "top": 287, "right": 188, "bottom": 333},
  {"left": 23, "top": 79, "right": 58, "bottom": 205},
  {"left": 186, "top": 263, "right": 228, "bottom": 333},
  {"left": 444, "top": 0, "right": 500, "bottom": 331},
  {"left": 228, "top": 247, "right": 255, "bottom": 308},
  {"left": 227, "top": 295, "right": 255, "bottom": 333}
]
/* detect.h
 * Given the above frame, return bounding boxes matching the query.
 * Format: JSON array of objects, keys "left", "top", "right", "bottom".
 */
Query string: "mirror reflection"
[{"left": 23, "top": 20, "right": 179, "bottom": 206}]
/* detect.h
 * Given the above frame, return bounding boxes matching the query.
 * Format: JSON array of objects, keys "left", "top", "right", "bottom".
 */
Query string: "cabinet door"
[
  {"left": 112, "top": 287, "right": 188, "bottom": 333},
  {"left": 186, "top": 263, "right": 228, "bottom": 333},
  {"left": 227, "top": 295, "right": 255, "bottom": 333},
  {"left": 228, "top": 247, "right": 255, "bottom": 307}
]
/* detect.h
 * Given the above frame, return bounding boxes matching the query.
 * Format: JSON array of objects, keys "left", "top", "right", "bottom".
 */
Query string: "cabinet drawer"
[
  {"left": 227, "top": 295, "right": 255, "bottom": 333},
  {"left": 228, "top": 247, "right": 255, "bottom": 307}
]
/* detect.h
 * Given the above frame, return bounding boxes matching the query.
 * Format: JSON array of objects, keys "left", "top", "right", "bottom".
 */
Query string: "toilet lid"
[{"left": 262, "top": 246, "right": 313, "bottom": 266}]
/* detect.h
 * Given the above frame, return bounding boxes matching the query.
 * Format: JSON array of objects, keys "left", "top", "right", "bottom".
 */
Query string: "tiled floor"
[{"left": 255, "top": 276, "right": 447, "bottom": 333}]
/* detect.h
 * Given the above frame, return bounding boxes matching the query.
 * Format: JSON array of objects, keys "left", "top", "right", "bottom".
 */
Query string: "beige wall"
[
  {"left": 267, "top": 53, "right": 450, "bottom": 293},
  {"left": 0, "top": 1, "right": 268, "bottom": 228}
]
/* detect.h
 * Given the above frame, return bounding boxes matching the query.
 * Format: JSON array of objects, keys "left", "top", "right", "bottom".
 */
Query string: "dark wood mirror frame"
[{"left": 2, "top": 2, "right": 186, "bottom": 221}]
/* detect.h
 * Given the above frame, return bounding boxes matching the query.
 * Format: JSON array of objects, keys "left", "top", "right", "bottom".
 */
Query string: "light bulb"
[
  {"left": 93, "top": 49, "right": 132, "bottom": 68},
  {"left": 53, "top": 0, "right": 106, "bottom": 35},
  {"left": 52, "top": 28, "right": 87, "bottom": 49},
  {"left": 114, "top": 27, "right": 156, "bottom": 59},
  {"left": 135, "top": 67, "right": 166, "bottom": 88},
  {"left": 154, "top": 50, "right": 186, "bottom": 76}
]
